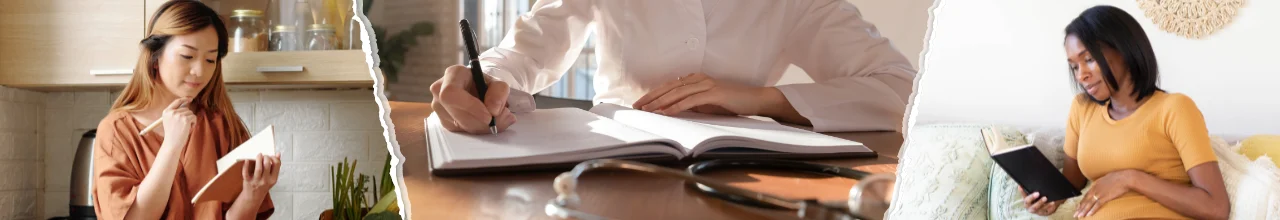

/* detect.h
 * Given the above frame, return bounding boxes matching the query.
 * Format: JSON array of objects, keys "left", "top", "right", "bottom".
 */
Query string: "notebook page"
[
  {"left": 427, "top": 108, "right": 680, "bottom": 165},
  {"left": 683, "top": 114, "right": 861, "bottom": 149},
  {"left": 588, "top": 103, "right": 735, "bottom": 151},
  {"left": 192, "top": 126, "right": 278, "bottom": 204},
  {"left": 216, "top": 125, "right": 278, "bottom": 171},
  {"left": 590, "top": 104, "right": 864, "bottom": 155}
]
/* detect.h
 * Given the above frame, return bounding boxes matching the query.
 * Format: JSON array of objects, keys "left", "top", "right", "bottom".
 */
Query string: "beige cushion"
[{"left": 1238, "top": 135, "right": 1280, "bottom": 168}]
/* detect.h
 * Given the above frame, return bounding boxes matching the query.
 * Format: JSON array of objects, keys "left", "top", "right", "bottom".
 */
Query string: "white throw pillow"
[
  {"left": 1210, "top": 136, "right": 1280, "bottom": 219},
  {"left": 884, "top": 124, "right": 1025, "bottom": 220}
]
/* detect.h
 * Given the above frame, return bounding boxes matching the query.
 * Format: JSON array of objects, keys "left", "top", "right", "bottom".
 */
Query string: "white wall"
[
  {"left": 41, "top": 89, "right": 385, "bottom": 220},
  {"left": 776, "top": 0, "right": 933, "bottom": 86},
  {"left": 909, "top": 0, "right": 1280, "bottom": 136},
  {"left": 0, "top": 86, "right": 44, "bottom": 219}
]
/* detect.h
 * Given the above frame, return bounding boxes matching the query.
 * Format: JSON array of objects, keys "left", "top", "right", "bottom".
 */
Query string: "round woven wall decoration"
[{"left": 1135, "top": 0, "right": 1246, "bottom": 39}]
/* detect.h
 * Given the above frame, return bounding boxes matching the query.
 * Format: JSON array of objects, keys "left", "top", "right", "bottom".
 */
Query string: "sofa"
[{"left": 883, "top": 123, "right": 1280, "bottom": 220}]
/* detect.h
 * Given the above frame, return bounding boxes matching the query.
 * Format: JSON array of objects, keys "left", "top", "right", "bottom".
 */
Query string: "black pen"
[{"left": 460, "top": 19, "right": 497, "bottom": 134}]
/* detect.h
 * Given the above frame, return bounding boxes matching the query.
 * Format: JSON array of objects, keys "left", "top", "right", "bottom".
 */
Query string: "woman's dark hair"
[{"left": 1065, "top": 5, "right": 1162, "bottom": 104}]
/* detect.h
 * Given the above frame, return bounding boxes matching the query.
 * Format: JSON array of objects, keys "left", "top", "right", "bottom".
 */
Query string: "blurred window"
[{"left": 462, "top": 0, "right": 597, "bottom": 100}]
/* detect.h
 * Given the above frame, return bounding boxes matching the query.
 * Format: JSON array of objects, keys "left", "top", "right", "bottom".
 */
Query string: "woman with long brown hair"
[{"left": 93, "top": 1, "right": 280, "bottom": 219}]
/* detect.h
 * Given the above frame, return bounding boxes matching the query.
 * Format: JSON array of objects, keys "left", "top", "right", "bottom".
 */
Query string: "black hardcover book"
[{"left": 981, "top": 128, "right": 1082, "bottom": 201}]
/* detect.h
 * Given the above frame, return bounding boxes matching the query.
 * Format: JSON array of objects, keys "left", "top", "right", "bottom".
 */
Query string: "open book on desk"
[{"left": 426, "top": 103, "right": 875, "bottom": 175}]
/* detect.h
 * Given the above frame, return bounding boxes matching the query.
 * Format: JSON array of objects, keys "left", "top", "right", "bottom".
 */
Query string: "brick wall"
[
  {"left": 0, "top": 86, "right": 45, "bottom": 220},
  {"left": 41, "top": 88, "right": 385, "bottom": 220}
]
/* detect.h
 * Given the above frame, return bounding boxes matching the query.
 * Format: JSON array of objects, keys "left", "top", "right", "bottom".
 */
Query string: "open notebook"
[
  {"left": 426, "top": 103, "right": 875, "bottom": 175},
  {"left": 190, "top": 125, "right": 277, "bottom": 204}
]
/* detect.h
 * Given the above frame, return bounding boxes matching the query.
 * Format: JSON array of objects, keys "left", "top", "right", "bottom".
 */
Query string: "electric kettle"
[{"left": 68, "top": 129, "right": 97, "bottom": 219}]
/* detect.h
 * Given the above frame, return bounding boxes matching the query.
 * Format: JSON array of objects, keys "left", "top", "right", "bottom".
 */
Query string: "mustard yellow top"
[{"left": 1063, "top": 91, "right": 1218, "bottom": 220}]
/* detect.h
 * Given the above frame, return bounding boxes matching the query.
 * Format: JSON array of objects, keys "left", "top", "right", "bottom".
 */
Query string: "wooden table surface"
[{"left": 389, "top": 101, "right": 903, "bottom": 220}]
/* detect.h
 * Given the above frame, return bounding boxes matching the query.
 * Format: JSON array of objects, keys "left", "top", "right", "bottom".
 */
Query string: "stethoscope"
[{"left": 545, "top": 159, "right": 896, "bottom": 220}]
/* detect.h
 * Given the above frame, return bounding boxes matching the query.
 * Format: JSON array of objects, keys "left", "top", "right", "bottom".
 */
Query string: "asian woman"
[{"left": 93, "top": 1, "right": 280, "bottom": 219}]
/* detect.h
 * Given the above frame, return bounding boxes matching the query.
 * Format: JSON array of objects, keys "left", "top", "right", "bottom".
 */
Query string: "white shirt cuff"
[{"left": 482, "top": 66, "right": 536, "bottom": 113}]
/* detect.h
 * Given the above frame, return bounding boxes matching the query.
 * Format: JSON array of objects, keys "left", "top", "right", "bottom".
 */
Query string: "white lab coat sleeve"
[
  {"left": 476, "top": 0, "right": 595, "bottom": 113},
  {"left": 776, "top": 0, "right": 917, "bottom": 132}
]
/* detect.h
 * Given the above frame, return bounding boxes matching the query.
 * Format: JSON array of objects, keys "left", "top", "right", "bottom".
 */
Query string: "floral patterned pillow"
[
  {"left": 989, "top": 167, "right": 1091, "bottom": 220},
  {"left": 988, "top": 127, "right": 1084, "bottom": 219},
  {"left": 884, "top": 124, "right": 1026, "bottom": 220}
]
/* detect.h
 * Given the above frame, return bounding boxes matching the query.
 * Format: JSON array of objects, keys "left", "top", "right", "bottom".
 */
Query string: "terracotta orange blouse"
[{"left": 93, "top": 110, "right": 273, "bottom": 219}]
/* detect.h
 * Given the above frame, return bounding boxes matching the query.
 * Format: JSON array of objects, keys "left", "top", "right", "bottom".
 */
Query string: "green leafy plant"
[
  {"left": 380, "top": 154, "right": 394, "bottom": 196},
  {"left": 365, "top": 191, "right": 399, "bottom": 219},
  {"left": 364, "top": 0, "right": 435, "bottom": 83},
  {"left": 330, "top": 158, "right": 371, "bottom": 220},
  {"left": 363, "top": 154, "right": 401, "bottom": 219},
  {"left": 327, "top": 155, "right": 400, "bottom": 220}
]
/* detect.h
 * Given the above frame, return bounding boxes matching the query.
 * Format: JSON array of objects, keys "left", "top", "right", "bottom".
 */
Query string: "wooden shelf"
[
  {"left": 1, "top": 0, "right": 373, "bottom": 91},
  {"left": 1, "top": 50, "right": 375, "bottom": 91},
  {"left": 220, "top": 50, "right": 373, "bottom": 86},
  {"left": 0, "top": 0, "right": 143, "bottom": 90}
]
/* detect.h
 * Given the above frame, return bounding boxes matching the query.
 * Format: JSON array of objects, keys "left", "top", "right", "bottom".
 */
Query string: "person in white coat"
[{"left": 431, "top": 0, "right": 916, "bottom": 134}]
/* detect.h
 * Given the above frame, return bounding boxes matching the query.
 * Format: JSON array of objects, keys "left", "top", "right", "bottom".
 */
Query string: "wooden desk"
[{"left": 389, "top": 101, "right": 902, "bottom": 219}]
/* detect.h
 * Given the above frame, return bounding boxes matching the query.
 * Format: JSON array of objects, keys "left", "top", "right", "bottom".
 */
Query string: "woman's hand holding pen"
[
  {"left": 634, "top": 73, "right": 790, "bottom": 118},
  {"left": 431, "top": 65, "right": 517, "bottom": 134},
  {"left": 161, "top": 97, "right": 196, "bottom": 148}
]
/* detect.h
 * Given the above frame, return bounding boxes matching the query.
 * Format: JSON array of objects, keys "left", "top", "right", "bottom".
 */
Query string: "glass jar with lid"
[
  {"left": 306, "top": 24, "right": 337, "bottom": 50},
  {"left": 229, "top": 9, "right": 267, "bottom": 52},
  {"left": 269, "top": 25, "right": 299, "bottom": 51}
]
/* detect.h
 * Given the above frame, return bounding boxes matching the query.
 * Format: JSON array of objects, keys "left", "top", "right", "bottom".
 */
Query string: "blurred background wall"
[{"left": 369, "top": 0, "right": 932, "bottom": 103}]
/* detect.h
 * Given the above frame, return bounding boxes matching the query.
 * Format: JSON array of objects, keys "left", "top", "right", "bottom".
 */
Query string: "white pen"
[{"left": 138, "top": 102, "right": 188, "bottom": 136}]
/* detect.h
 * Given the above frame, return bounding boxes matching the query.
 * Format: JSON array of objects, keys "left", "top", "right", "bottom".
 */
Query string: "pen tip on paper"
[{"left": 489, "top": 126, "right": 497, "bottom": 134}]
